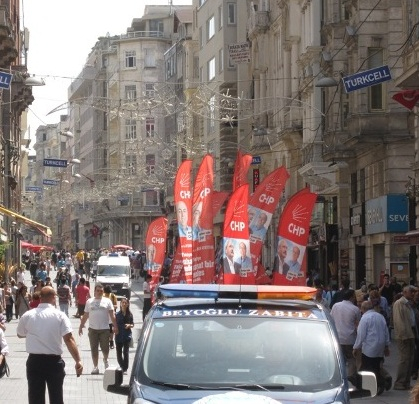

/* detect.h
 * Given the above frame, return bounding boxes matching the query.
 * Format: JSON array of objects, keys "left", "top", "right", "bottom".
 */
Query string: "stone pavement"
[
  {"left": 0, "top": 271, "right": 414, "bottom": 403},
  {"left": 0, "top": 270, "right": 145, "bottom": 403}
]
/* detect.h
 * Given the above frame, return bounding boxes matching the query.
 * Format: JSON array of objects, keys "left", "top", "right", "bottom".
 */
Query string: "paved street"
[
  {"left": 1, "top": 271, "right": 145, "bottom": 403},
  {"left": 0, "top": 272, "right": 414, "bottom": 403}
]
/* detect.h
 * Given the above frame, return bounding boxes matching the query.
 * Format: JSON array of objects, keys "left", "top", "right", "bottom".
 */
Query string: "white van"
[{"left": 96, "top": 253, "right": 131, "bottom": 300}]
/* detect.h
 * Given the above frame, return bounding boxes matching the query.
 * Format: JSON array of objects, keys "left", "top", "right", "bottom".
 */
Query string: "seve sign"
[{"left": 342, "top": 65, "right": 391, "bottom": 93}]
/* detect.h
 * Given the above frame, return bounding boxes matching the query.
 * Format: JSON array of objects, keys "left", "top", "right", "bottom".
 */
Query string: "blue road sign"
[
  {"left": 43, "top": 179, "right": 58, "bottom": 186},
  {"left": 251, "top": 156, "right": 262, "bottom": 165},
  {"left": 26, "top": 186, "right": 43, "bottom": 192},
  {"left": 43, "top": 158, "right": 68, "bottom": 167},
  {"left": 342, "top": 65, "right": 391, "bottom": 93},
  {"left": 0, "top": 72, "right": 13, "bottom": 89}
]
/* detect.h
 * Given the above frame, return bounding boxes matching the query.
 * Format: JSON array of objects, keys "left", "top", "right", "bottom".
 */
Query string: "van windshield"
[
  {"left": 97, "top": 265, "right": 129, "bottom": 276},
  {"left": 138, "top": 317, "right": 341, "bottom": 391}
]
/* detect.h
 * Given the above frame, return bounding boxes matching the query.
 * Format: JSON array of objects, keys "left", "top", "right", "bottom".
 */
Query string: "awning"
[
  {"left": 405, "top": 229, "right": 419, "bottom": 245},
  {"left": 0, "top": 205, "right": 52, "bottom": 238}
]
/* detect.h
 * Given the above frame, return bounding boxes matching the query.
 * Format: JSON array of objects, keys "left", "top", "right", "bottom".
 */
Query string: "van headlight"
[{"left": 122, "top": 283, "right": 129, "bottom": 288}]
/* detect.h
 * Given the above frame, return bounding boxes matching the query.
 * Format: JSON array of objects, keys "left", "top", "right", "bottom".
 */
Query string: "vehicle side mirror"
[
  {"left": 103, "top": 366, "right": 129, "bottom": 396},
  {"left": 349, "top": 371, "right": 377, "bottom": 399}
]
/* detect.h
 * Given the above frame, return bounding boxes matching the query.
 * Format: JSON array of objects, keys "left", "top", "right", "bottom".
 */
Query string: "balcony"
[
  {"left": 247, "top": 11, "right": 270, "bottom": 40},
  {"left": 0, "top": 6, "right": 18, "bottom": 67}
]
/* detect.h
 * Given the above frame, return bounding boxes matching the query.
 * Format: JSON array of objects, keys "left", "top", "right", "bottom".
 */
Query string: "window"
[
  {"left": 219, "top": 48, "right": 224, "bottom": 72},
  {"left": 199, "top": 27, "right": 203, "bottom": 48},
  {"left": 368, "top": 48, "right": 384, "bottom": 111},
  {"left": 146, "top": 117, "right": 155, "bottom": 138},
  {"left": 125, "top": 119, "right": 137, "bottom": 140},
  {"left": 145, "top": 83, "right": 155, "bottom": 98},
  {"left": 145, "top": 190, "right": 158, "bottom": 206},
  {"left": 218, "top": 5, "right": 223, "bottom": 29},
  {"left": 207, "top": 16, "right": 215, "bottom": 40},
  {"left": 200, "top": 67, "right": 203, "bottom": 83},
  {"left": 209, "top": 95, "right": 215, "bottom": 131},
  {"left": 126, "top": 155, "right": 137, "bottom": 174},
  {"left": 144, "top": 49, "right": 155, "bottom": 67},
  {"left": 166, "top": 54, "right": 176, "bottom": 79},
  {"left": 227, "top": 3, "right": 236, "bottom": 25},
  {"left": 42, "top": 133, "right": 47, "bottom": 141},
  {"left": 149, "top": 19, "right": 164, "bottom": 33},
  {"left": 125, "top": 85, "right": 137, "bottom": 101},
  {"left": 125, "top": 51, "right": 136, "bottom": 68},
  {"left": 340, "top": 92, "right": 349, "bottom": 129},
  {"left": 146, "top": 154, "right": 156, "bottom": 175},
  {"left": 208, "top": 57, "right": 215, "bottom": 81},
  {"left": 350, "top": 172, "right": 357, "bottom": 205}
]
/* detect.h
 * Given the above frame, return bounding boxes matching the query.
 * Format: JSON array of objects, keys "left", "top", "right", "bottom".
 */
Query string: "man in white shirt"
[
  {"left": 17, "top": 286, "right": 83, "bottom": 404},
  {"left": 330, "top": 288, "right": 361, "bottom": 384},
  {"left": 79, "top": 283, "right": 118, "bottom": 374}
]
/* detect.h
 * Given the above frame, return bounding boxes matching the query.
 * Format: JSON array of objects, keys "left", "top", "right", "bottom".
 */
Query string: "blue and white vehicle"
[{"left": 104, "top": 284, "right": 376, "bottom": 403}]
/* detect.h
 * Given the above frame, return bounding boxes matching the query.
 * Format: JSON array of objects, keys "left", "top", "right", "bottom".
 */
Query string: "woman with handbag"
[
  {"left": 16, "top": 285, "right": 30, "bottom": 318},
  {"left": 0, "top": 326, "right": 9, "bottom": 378},
  {"left": 115, "top": 298, "right": 134, "bottom": 373}
]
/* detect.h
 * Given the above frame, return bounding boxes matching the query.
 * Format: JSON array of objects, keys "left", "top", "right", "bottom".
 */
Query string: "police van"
[
  {"left": 96, "top": 253, "right": 131, "bottom": 300},
  {"left": 104, "top": 284, "right": 376, "bottom": 403}
]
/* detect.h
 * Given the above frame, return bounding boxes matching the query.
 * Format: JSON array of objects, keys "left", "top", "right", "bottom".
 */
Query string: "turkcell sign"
[
  {"left": 342, "top": 65, "right": 391, "bottom": 93},
  {"left": 26, "top": 186, "right": 42, "bottom": 192},
  {"left": 43, "top": 158, "right": 68, "bottom": 167},
  {"left": 43, "top": 179, "right": 58, "bottom": 186},
  {"left": 251, "top": 156, "right": 262, "bottom": 165},
  {"left": 0, "top": 72, "right": 13, "bottom": 89}
]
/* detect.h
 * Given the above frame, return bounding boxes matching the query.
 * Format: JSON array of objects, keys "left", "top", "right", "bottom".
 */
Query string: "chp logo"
[
  {"left": 229, "top": 199, "right": 246, "bottom": 233},
  {"left": 287, "top": 203, "right": 311, "bottom": 238},
  {"left": 152, "top": 225, "right": 166, "bottom": 244}
]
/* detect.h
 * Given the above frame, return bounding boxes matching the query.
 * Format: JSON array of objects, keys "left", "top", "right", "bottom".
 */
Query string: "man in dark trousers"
[{"left": 17, "top": 286, "right": 83, "bottom": 404}]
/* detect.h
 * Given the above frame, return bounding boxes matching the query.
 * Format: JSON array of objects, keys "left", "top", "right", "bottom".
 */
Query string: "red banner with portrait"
[
  {"left": 221, "top": 184, "right": 252, "bottom": 284},
  {"left": 233, "top": 150, "right": 253, "bottom": 191},
  {"left": 272, "top": 188, "right": 317, "bottom": 286},
  {"left": 145, "top": 217, "right": 168, "bottom": 291},
  {"left": 168, "top": 247, "right": 186, "bottom": 284},
  {"left": 174, "top": 160, "right": 193, "bottom": 283},
  {"left": 248, "top": 166, "right": 289, "bottom": 283},
  {"left": 192, "top": 154, "right": 215, "bottom": 283}
]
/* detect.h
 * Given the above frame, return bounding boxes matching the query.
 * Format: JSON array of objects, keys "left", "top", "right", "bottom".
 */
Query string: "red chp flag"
[
  {"left": 212, "top": 191, "right": 229, "bottom": 217},
  {"left": 392, "top": 90, "right": 419, "bottom": 110},
  {"left": 273, "top": 188, "right": 317, "bottom": 286},
  {"left": 168, "top": 247, "right": 186, "bottom": 284},
  {"left": 221, "top": 184, "right": 252, "bottom": 284},
  {"left": 192, "top": 154, "right": 215, "bottom": 284},
  {"left": 174, "top": 160, "right": 193, "bottom": 283},
  {"left": 248, "top": 166, "right": 290, "bottom": 283},
  {"left": 233, "top": 150, "right": 253, "bottom": 191},
  {"left": 145, "top": 217, "right": 168, "bottom": 295}
]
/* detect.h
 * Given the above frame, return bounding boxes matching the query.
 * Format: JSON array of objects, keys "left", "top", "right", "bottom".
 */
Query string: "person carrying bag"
[{"left": 0, "top": 327, "right": 10, "bottom": 378}]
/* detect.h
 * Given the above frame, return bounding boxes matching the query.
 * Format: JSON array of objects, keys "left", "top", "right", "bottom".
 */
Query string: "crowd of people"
[
  {"left": 310, "top": 273, "right": 419, "bottom": 397},
  {"left": 0, "top": 248, "right": 137, "bottom": 404}
]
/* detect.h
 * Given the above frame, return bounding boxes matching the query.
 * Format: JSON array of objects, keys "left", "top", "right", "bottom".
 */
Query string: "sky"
[{"left": 23, "top": 0, "right": 192, "bottom": 149}]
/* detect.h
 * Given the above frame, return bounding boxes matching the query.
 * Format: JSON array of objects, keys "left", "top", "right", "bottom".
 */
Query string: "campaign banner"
[
  {"left": 212, "top": 191, "right": 229, "bottom": 217},
  {"left": 192, "top": 155, "right": 215, "bottom": 284},
  {"left": 232, "top": 150, "right": 252, "bottom": 191},
  {"left": 168, "top": 247, "right": 186, "bottom": 284},
  {"left": 174, "top": 160, "right": 193, "bottom": 283},
  {"left": 221, "top": 184, "right": 252, "bottom": 284},
  {"left": 273, "top": 188, "right": 317, "bottom": 286},
  {"left": 248, "top": 166, "right": 290, "bottom": 281},
  {"left": 145, "top": 217, "right": 168, "bottom": 296}
]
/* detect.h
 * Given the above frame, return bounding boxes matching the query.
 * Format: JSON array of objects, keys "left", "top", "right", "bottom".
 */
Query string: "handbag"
[{"left": 0, "top": 357, "right": 10, "bottom": 378}]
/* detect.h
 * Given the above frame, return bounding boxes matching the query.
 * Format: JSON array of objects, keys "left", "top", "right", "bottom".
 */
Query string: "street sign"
[
  {"left": 0, "top": 72, "right": 13, "bottom": 89},
  {"left": 43, "top": 179, "right": 58, "bottom": 186},
  {"left": 251, "top": 156, "right": 262, "bottom": 165},
  {"left": 43, "top": 158, "right": 68, "bottom": 167},
  {"left": 342, "top": 65, "right": 392, "bottom": 93},
  {"left": 26, "top": 186, "right": 42, "bottom": 192}
]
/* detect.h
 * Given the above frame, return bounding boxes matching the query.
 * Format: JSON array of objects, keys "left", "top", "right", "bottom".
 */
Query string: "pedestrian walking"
[
  {"left": 57, "top": 278, "right": 72, "bottom": 317},
  {"left": 74, "top": 277, "right": 90, "bottom": 318},
  {"left": 115, "top": 297, "right": 134, "bottom": 372},
  {"left": 16, "top": 286, "right": 83, "bottom": 404},
  {"left": 353, "top": 300, "right": 391, "bottom": 395},
  {"left": 393, "top": 285, "right": 416, "bottom": 390},
  {"left": 143, "top": 273, "right": 152, "bottom": 321},
  {"left": 15, "top": 285, "right": 30, "bottom": 318},
  {"left": 78, "top": 283, "right": 118, "bottom": 374},
  {"left": 0, "top": 325, "right": 9, "bottom": 374},
  {"left": 330, "top": 288, "right": 361, "bottom": 384},
  {"left": 103, "top": 285, "right": 118, "bottom": 349}
]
